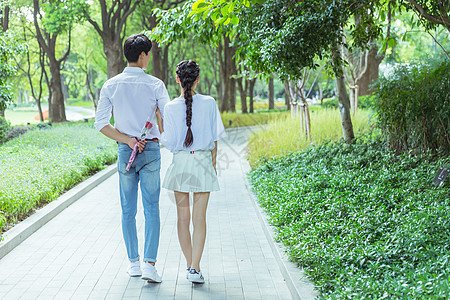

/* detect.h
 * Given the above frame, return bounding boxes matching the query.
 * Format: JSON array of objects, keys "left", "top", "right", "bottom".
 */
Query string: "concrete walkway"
[{"left": 0, "top": 127, "right": 315, "bottom": 300}]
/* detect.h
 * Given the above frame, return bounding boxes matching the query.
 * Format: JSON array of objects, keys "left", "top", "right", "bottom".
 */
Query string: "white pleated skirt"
[{"left": 162, "top": 150, "right": 220, "bottom": 193}]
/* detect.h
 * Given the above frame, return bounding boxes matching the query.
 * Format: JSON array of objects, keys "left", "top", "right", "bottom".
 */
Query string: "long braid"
[
  {"left": 183, "top": 82, "right": 193, "bottom": 147},
  {"left": 176, "top": 60, "right": 200, "bottom": 148}
]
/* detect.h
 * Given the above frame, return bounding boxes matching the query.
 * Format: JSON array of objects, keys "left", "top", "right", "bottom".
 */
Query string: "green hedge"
[
  {"left": 0, "top": 123, "right": 117, "bottom": 233},
  {"left": 249, "top": 139, "right": 450, "bottom": 299},
  {"left": 374, "top": 60, "right": 450, "bottom": 155},
  {"left": 0, "top": 116, "right": 11, "bottom": 143}
]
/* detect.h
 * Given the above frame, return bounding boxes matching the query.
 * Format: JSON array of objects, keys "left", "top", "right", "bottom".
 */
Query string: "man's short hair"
[{"left": 123, "top": 34, "right": 152, "bottom": 63}]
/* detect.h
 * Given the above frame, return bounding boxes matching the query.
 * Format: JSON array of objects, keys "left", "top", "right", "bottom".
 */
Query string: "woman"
[{"left": 160, "top": 60, "right": 226, "bottom": 284}]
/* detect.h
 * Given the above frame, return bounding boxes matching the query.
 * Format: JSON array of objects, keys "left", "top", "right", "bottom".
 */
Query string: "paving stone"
[{"left": 0, "top": 129, "right": 304, "bottom": 300}]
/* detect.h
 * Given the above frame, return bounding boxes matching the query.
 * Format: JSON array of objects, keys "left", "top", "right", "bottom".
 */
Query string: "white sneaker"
[
  {"left": 187, "top": 268, "right": 204, "bottom": 284},
  {"left": 127, "top": 261, "right": 141, "bottom": 277},
  {"left": 142, "top": 262, "right": 162, "bottom": 283},
  {"left": 186, "top": 267, "right": 191, "bottom": 279}
]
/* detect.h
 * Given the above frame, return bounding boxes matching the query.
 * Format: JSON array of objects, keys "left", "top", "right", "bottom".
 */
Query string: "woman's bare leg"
[
  {"left": 191, "top": 192, "right": 210, "bottom": 271},
  {"left": 174, "top": 191, "right": 192, "bottom": 268}
]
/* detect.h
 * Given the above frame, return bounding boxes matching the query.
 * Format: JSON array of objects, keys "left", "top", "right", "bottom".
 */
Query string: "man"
[{"left": 94, "top": 33, "right": 169, "bottom": 283}]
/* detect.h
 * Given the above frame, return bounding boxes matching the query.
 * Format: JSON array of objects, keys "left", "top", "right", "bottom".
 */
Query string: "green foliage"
[
  {"left": 0, "top": 116, "right": 11, "bottom": 143},
  {"left": 234, "top": 0, "right": 383, "bottom": 78},
  {"left": 0, "top": 30, "right": 26, "bottom": 111},
  {"left": 247, "top": 109, "right": 373, "bottom": 167},
  {"left": 151, "top": 1, "right": 222, "bottom": 46},
  {"left": 358, "top": 94, "right": 376, "bottom": 109},
  {"left": 249, "top": 139, "right": 450, "bottom": 298},
  {"left": 322, "top": 98, "right": 338, "bottom": 109},
  {"left": 374, "top": 59, "right": 450, "bottom": 155},
  {"left": 190, "top": 0, "right": 264, "bottom": 26},
  {"left": 0, "top": 122, "right": 117, "bottom": 233},
  {"left": 41, "top": 0, "right": 89, "bottom": 34}
]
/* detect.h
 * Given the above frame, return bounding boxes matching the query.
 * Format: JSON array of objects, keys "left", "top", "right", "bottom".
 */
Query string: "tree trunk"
[
  {"left": 230, "top": 75, "right": 236, "bottom": 112},
  {"left": 237, "top": 78, "right": 248, "bottom": 114},
  {"left": 268, "top": 76, "right": 274, "bottom": 109},
  {"left": 349, "top": 86, "right": 355, "bottom": 112},
  {"left": 49, "top": 58, "right": 66, "bottom": 122},
  {"left": 151, "top": 40, "right": 162, "bottom": 79},
  {"left": 284, "top": 80, "right": 291, "bottom": 110},
  {"left": 105, "top": 39, "right": 125, "bottom": 78},
  {"left": 358, "top": 45, "right": 381, "bottom": 96},
  {"left": 87, "top": 0, "right": 138, "bottom": 79},
  {"left": 33, "top": 0, "right": 69, "bottom": 123},
  {"left": 162, "top": 44, "right": 169, "bottom": 85},
  {"left": 249, "top": 78, "right": 256, "bottom": 113},
  {"left": 219, "top": 34, "right": 237, "bottom": 112},
  {"left": 332, "top": 45, "right": 354, "bottom": 143},
  {"left": 336, "top": 73, "right": 354, "bottom": 142},
  {"left": 319, "top": 83, "right": 324, "bottom": 106},
  {"left": 1, "top": 6, "right": 9, "bottom": 32}
]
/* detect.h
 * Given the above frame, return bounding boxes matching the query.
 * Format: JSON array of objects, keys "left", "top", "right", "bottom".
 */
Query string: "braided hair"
[{"left": 176, "top": 60, "right": 200, "bottom": 148}]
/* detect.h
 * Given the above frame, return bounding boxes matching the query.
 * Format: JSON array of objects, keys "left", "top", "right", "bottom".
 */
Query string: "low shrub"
[
  {"left": 247, "top": 109, "right": 373, "bottom": 167},
  {"left": 0, "top": 116, "right": 11, "bottom": 143},
  {"left": 322, "top": 98, "right": 338, "bottom": 109},
  {"left": 249, "top": 139, "right": 450, "bottom": 299},
  {"left": 358, "top": 94, "right": 376, "bottom": 109},
  {"left": 374, "top": 60, "right": 450, "bottom": 155},
  {"left": 6, "top": 125, "right": 29, "bottom": 140},
  {"left": 0, "top": 123, "right": 117, "bottom": 233}
]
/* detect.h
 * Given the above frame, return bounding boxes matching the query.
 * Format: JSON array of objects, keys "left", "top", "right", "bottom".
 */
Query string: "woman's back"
[{"left": 161, "top": 94, "right": 225, "bottom": 153}]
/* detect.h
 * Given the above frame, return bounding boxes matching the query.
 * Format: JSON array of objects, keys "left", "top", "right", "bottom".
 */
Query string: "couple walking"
[{"left": 94, "top": 33, "right": 226, "bottom": 284}]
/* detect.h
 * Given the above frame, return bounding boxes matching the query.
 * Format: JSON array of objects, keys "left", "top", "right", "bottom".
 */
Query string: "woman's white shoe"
[{"left": 187, "top": 268, "right": 204, "bottom": 284}]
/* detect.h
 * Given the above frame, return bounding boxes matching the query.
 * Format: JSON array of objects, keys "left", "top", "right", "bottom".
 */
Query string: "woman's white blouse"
[{"left": 161, "top": 94, "right": 226, "bottom": 153}]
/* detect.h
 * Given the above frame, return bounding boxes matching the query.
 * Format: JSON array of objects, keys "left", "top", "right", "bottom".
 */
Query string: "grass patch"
[
  {"left": 247, "top": 109, "right": 373, "bottom": 167},
  {"left": 66, "top": 99, "right": 95, "bottom": 108},
  {"left": 221, "top": 110, "right": 290, "bottom": 129},
  {"left": 249, "top": 139, "right": 450, "bottom": 299},
  {"left": 5, "top": 110, "right": 43, "bottom": 126},
  {"left": 0, "top": 122, "right": 117, "bottom": 234}
]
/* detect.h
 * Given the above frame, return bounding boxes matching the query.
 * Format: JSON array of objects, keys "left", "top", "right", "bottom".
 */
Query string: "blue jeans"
[{"left": 117, "top": 141, "right": 161, "bottom": 263}]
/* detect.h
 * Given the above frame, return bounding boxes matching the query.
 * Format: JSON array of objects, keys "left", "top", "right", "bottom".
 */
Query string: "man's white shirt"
[{"left": 94, "top": 67, "right": 170, "bottom": 139}]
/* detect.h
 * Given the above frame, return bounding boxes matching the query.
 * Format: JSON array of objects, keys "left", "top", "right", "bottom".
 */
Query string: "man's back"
[{"left": 94, "top": 67, "right": 169, "bottom": 139}]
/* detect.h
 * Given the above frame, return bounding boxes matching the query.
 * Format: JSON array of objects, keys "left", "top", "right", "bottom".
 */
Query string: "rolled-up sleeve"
[
  {"left": 156, "top": 81, "right": 170, "bottom": 119},
  {"left": 160, "top": 105, "right": 177, "bottom": 152},
  {"left": 214, "top": 103, "right": 226, "bottom": 141},
  {"left": 94, "top": 85, "right": 112, "bottom": 132}
]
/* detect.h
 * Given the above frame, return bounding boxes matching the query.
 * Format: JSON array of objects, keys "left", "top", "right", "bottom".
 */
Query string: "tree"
[
  {"left": 85, "top": 0, "right": 140, "bottom": 79},
  {"left": 288, "top": 69, "right": 312, "bottom": 139},
  {"left": 404, "top": 0, "right": 450, "bottom": 59},
  {"left": 151, "top": 1, "right": 240, "bottom": 112},
  {"left": 0, "top": 1, "right": 25, "bottom": 118},
  {"left": 16, "top": 19, "right": 46, "bottom": 121},
  {"left": 191, "top": 0, "right": 384, "bottom": 143},
  {"left": 33, "top": 0, "right": 88, "bottom": 122},
  {"left": 405, "top": 0, "right": 450, "bottom": 32},
  {"left": 136, "top": 0, "right": 184, "bottom": 85}
]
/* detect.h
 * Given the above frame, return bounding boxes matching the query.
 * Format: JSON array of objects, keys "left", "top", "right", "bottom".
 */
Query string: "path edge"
[
  {"left": 240, "top": 158, "right": 319, "bottom": 300},
  {"left": 0, "top": 164, "right": 117, "bottom": 260}
]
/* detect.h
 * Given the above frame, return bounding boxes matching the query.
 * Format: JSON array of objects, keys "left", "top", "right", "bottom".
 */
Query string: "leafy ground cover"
[
  {"left": 0, "top": 122, "right": 117, "bottom": 234},
  {"left": 249, "top": 139, "right": 450, "bottom": 299},
  {"left": 247, "top": 109, "right": 373, "bottom": 167}
]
